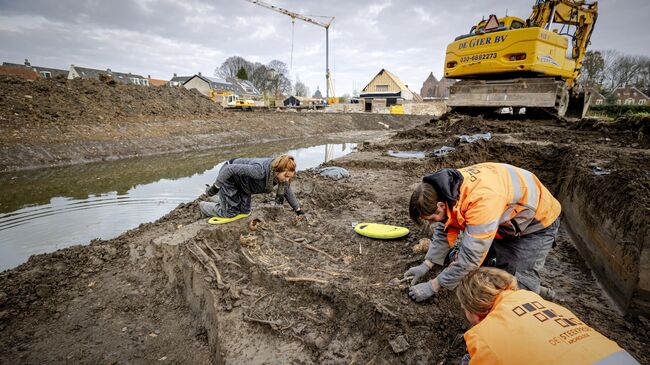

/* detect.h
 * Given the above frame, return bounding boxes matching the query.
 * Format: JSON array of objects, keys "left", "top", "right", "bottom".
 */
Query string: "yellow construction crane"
[
  {"left": 244, "top": 0, "right": 337, "bottom": 104},
  {"left": 443, "top": 0, "right": 598, "bottom": 118}
]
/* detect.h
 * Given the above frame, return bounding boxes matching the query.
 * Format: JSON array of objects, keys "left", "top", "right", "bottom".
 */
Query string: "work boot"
[
  {"left": 539, "top": 286, "right": 557, "bottom": 301},
  {"left": 199, "top": 201, "right": 220, "bottom": 217}
]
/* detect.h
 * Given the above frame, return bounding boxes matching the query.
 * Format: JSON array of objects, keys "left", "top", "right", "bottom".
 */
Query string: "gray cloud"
[{"left": 1, "top": 0, "right": 648, "bottom": 95}]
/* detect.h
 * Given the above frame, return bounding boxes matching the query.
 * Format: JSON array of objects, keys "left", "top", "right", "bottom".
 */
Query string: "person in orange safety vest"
[
  {"left": 404, "top": 162, "right": 561, "bottom": 302},
  {"left": 455, "top": 267, "right": 640, "bottom": 365}
]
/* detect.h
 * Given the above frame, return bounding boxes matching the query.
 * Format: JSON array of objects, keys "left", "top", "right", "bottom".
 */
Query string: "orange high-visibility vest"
[
  {"left": 464, "top": 290, "right": 639, "bottom": 365},
  {"left": 447, "top": 163, "right": 561, "bottom": 243}
]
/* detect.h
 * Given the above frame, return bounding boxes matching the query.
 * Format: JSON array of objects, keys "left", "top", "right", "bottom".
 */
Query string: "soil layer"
[
  {"left": 1, "top": 113, "right": 649, "bottom": 364},
  {"left": 0, "top": 76, "right": 426, "bottom": 172}
]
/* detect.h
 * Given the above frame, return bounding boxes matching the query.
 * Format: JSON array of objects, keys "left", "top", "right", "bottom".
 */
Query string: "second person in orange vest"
[
  {"left": 404, "top": 162, "right": 561, "bottom": 302},
  {"left": 456, "top": 267, "right": 639, "bottom": 365}
]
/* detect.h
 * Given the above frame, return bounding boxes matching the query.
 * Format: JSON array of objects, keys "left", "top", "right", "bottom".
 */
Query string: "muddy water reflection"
[{"left": 0, "top": 135, "right": 362, "bottom": 270}]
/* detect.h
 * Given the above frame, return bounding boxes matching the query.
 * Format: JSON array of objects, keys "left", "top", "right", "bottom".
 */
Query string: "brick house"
[
  {"left": 611, "top": 86, "right": 649, "bottom": 106},
  {"left": 420, "top": 72, "right": 456, "bottom": 99}
]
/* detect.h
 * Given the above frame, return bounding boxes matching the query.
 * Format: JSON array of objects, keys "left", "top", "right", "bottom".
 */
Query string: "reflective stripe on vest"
[{"left": 593, "top": 351, "right": 640, "bottom": 365}]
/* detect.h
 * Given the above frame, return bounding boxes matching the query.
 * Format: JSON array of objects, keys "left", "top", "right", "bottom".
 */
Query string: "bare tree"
[
  {"left": 267, "top": 59, "right": 292, "bottom": 96},
  {"left": 294, "top": 78, "right": 310, "bottom": 97},
  {"left": 214, "top": 56, "right": 251, "bottom": 79},
  {"left": 581, "top": 50, "right": 605, "bottom": 90},
  {"left": 610, "top": 54, "right": 644, "bottom": 90},
  {"left": 213, "top": 57, "right": 294, "bottom": 96}
]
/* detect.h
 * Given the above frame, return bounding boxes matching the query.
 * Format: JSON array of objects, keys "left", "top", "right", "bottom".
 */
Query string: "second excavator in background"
[{"left": 443, "top": 0, "right": 598, "bottom": 118}]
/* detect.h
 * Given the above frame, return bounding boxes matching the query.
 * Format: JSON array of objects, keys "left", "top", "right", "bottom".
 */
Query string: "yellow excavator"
[{"left": 444, "top": 0, "right": 598, "bottom": 118}]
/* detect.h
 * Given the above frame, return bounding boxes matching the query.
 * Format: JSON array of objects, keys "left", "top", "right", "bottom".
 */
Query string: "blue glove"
[
  {"left": 408, "top": 281, "right": 436, "bottom": 302},
  {"left": 403, "top": 262, "right": 431, "bottom": 285}
]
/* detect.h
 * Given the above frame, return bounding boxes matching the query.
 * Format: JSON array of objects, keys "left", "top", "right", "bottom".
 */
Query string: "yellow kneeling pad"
[
  {"left": 354, "top": 223, "right": 409, "bottom": 239},
  {"left": 207, "top": 213, "right": 251, "bottom": 225}
]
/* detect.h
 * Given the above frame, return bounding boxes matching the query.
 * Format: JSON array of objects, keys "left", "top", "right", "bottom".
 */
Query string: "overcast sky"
[{"left": 1, "top": 0, "right": 649, "bottom": 96}]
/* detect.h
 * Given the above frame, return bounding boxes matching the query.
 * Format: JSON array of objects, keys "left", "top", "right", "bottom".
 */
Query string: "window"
[
  {"left": 40, "top": 71, "right": 51, "bottom": 78},
  {"left": 616, "top": 99, "right": 622, "bottom": 105},
  {"left": 511, "top": 21, "right": 524, "bottom": 29},
  {"left": 640, "top": 99, "right": 646, "bottom": 105},
  {"left": 595, "top": 99, "right": 603, "bottom": 105},
  {"left": 624, "top": 98, "right": 634, "bottom": 105},
  {"left": 376, "top": 85, "right": 389, "bottom": 92}
]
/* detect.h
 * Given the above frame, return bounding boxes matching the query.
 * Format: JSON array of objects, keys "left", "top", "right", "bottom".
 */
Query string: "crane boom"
[
  {"left": 245, "top": 0, "right": 333, "bottom": 28},
  {"left": 244, "top": 0, "right": 336, "bottom": 101}
]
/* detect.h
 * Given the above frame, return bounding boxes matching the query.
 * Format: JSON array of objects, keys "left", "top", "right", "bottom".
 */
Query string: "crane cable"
[{"left": 290, "top": 18, "right": 295, "bottom": 71}]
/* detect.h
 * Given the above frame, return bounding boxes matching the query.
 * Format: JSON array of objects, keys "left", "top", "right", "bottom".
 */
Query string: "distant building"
[
  {"left": 68, "top": 64, "right": 149, "bottom": 85},
  {"left": 312, "top": 87, "right": 323, "bottom": 98},
  {"left": 2, "top": 59, "right": 67, "bottom": 79},
  {"left": 611, "top": 86, "right": 649, "bottom": 106},
  {"left": 359, "top": 69, "right": 421, "bottom": 112},
  {"left": 147, "top": 75, "right": 167, "bottom": 87},
  {"left": 283, "top": 96, "right": 322, "bottom": 107},
  {"left": 183, "top": 74, "right": 261, "bottom": 100},
  {"left": 420, "top": 72, "right": 455, "bottom": 99},
  {"left": 588, "top": 88, "right": 606, "bottom": 106},
  {"left": 169, "top": 73, "right": 192, "bottom": 87},
  {"left": 0, "top": 64, "right": 39, "bottom": 80},
  {"left": 228, "top": 77, "right": 261, "bottom": 100}
]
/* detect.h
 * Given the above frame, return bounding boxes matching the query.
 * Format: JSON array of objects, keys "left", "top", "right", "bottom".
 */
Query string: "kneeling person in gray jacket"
[{"left": 200, "top": 155, "right": 304, "bottom": 218}]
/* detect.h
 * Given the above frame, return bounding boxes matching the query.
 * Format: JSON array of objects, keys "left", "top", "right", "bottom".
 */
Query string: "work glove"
[
  {"left": 205, "top": 184, "right": 220, "bottom": 196},
  {"left": 408, "top": 281, "right": 437, "bottom": 302},
  {"left": 404, "top": 262, "right": 431, "bottom": 285},
  {"left": 295, "top": 209, "right": 305, "bottom": 216}
]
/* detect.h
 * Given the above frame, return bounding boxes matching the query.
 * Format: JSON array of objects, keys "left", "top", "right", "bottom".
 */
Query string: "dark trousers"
[{"left": 488, "top": 218, "right": 560, "bottom": 293}]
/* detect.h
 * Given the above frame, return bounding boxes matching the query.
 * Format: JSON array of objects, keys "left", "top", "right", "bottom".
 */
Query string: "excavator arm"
[{"left": 529, "top": 0, "right": 598, "bottom": 87}]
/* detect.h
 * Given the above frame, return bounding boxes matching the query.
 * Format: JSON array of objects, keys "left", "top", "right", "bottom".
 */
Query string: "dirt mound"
[
  {"left": 571, "top": 115, "right": 649, "bottom": 148},
  {"left": 0, "top": 75, "right": 220, "bottom": 127}
]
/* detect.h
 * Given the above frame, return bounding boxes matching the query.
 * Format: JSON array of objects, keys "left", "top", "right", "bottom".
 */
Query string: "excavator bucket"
[
  {"left": 448, "top": 78, "right": 569, "bottom": 117},
  {"left": 565, "top": 92, "right": 592, "bottom": 120}
]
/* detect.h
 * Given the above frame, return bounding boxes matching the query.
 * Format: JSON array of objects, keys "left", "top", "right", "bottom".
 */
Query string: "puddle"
[
  {"left": 0, "top": 135, "right": 366, "bottom": 270},
  {"left": 386, "top": 150, "right": 426, "bottom": 159}
]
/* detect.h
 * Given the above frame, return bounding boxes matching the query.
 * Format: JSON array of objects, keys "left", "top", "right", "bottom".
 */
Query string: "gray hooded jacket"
[{"left": 216, "top": 157, "right": 300, "bottom": 211}]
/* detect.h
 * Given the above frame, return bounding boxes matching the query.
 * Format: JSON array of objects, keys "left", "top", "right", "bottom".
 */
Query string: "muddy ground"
[
  {"left": 1, "top": 113, "right": 649, "bottom": 364},
  {"left": 0, "top": 76, "right": 425, "bottom": 172}
]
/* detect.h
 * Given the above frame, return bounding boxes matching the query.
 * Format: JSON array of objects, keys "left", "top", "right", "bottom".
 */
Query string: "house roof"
[
  {"left": 587, "top": 88, "right": 605, "bottom": 99},
  {"left": 229, "top": 78, "right": 260, "bottom": 96},
  {"left": 2, "top": 62, "right": 68, "bottom": 78},
  {"left": 184, "top": 74, "right": 261, "bottom": 96},
  {"left": 362, "top": 68, "right": 411, "bottom": 93},
  {"left": 148, "top": 78, "right": 167, "bottom": 87},
  {"left": 0, "top": 65, "right": 39, "bottom": 80},
  {"left": 71, "top": 65, "right": 146, "bottom": 82},
  {"left": 423, "top": 72, "right": 438, "bottom": 84},
  {"left": 32, "top": 66, "right": 68, "bottom": 77},
  {"left": 611, "top": 86, "right": 649, "bottom": 99},
  {"left": 170, "top": 75, "right": 192, "bottom": 83}
]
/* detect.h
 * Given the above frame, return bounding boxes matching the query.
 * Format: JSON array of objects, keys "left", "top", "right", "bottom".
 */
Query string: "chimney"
[
  {"left": 173, "top": 73, "right": 177, "bottom": 77},
  {"left": 198, "top": 72, "right": 202, "bottom": 76},
  {"left": 148, "top": 75, "right": 151, "bottom": 79},
  {"left": 24, "top": 59, "right": 31, "bottom": 66}
]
